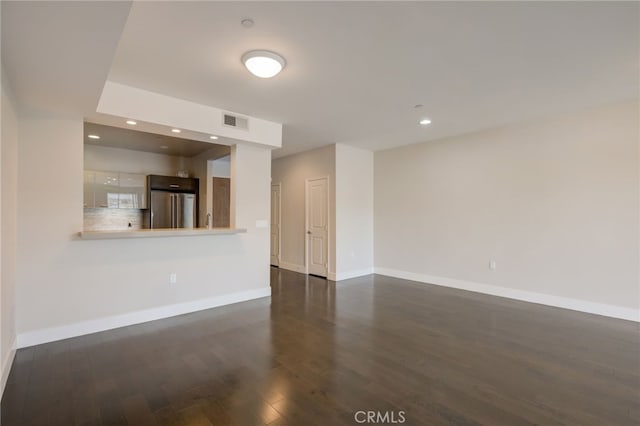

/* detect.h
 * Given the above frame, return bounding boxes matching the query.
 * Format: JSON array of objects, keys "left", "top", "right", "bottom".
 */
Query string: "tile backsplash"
[{"left": 84, "top": 208, "right": 146, "bottom": 231}]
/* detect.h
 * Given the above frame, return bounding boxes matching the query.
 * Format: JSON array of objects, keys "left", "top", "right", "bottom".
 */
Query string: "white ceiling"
[
  {"left": 3, "top": 2, "right": 639, "bottom": 158},
  {"left": 1, "top": 1, "right": 131, "bottom": 114}
]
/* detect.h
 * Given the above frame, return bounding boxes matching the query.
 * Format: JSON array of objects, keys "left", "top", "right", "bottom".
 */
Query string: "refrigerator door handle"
[
  {"left": 174, "top": 194, "right": 178, "bottom": 228},
  {"left": 176, "top": 194, "right": 182, "bottom": 228},
  {"left": 171, "top": 194, "right": 176, "bottom": 228}
]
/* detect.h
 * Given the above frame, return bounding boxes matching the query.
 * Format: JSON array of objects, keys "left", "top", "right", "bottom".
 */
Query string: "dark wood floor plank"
[
  {"left": 122, "top": 394, "right": 157, "bottom": 426},
  {"left": 2, "top": 268, "right": 638, "bottom": 425}
]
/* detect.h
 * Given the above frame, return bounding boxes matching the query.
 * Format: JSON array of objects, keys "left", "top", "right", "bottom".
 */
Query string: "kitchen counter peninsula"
[{"left": 78, "top": 228, "right": 247, "bottom": 240}]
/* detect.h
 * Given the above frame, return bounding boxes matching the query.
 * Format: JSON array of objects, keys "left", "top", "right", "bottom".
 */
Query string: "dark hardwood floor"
[{"left": 2, "top": 268, "right": 639, "bottom": 425}]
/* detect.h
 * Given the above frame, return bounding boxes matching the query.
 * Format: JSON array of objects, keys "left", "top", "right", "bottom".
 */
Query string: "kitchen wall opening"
[{"left": 83, "top": 122, "right": 231, "bottom": 231}]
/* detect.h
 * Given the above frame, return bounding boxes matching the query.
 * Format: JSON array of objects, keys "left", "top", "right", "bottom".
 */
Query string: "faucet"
[{"left": 206, "top": 213, "right": 212, "bottom": 229}]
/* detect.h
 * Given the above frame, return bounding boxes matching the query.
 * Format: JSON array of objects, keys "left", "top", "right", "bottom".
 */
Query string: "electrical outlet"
[
  {"left": 170, "top": 273, "right": 177, "bottom": 284},
  {"left": 489, "top": 260, "right": 497, "bottom": 270}
]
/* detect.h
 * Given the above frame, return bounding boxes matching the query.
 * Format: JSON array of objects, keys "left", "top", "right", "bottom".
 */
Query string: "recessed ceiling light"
[
  {"left": 171, "top": 128, "right": 181, "bottom": 133},
  {"left": 88, "top": 134, "right": 100, "bottom": 139},
  {"left": 419, "top": 119, "right": 432, "bottom": 125},
  {"left": 241, "top": 18, "right": 254, "bottom": 28},
  {"left": 209, "top": 135, "right": 219, "bottom": 140},
  {"left": 242, "top": 50, "right": 286, "bottom": 78},
  {"left": 160, "top": 145, "right": 169, "bottom": 149},
  {"left": 126, "top": 120, "right": 137, "bottom": 125}
]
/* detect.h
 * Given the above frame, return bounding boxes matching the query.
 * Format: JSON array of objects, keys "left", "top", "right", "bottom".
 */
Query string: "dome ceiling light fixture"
[{"left": 242, "top": 50, "right": 286, "bottom": 78}]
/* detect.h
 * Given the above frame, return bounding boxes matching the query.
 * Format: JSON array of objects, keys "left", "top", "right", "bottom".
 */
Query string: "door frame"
[
  {"left": 304, "top": 175, "right": 330, "bottom": 277},
  {"left": 270, "top": 182, "right": 282, "bottom": 266}
]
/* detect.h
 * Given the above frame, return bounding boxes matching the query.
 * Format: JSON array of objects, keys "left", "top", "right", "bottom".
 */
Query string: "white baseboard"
[
  {"left": 1, "top": 336, "right": 16, "bottom": 398},
  {"left": 279, "top": 261, "right": 306, "bottom": 274},
  {"left": 374, "top": 267, "right": 640, "bottom": 322},
  {"left": 278, "top": 264, "right": 372, "bottom": 282},
  {"left": 335, "top": 268, "right": 375, "bottom": 281},
  {"left": 17, "top": 287, "right": 272, "bottom": 348}
]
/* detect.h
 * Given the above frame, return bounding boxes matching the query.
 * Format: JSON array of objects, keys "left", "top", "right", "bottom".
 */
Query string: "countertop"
[{"left": 77, "top": 228, "right": 247, "bottom": 240}]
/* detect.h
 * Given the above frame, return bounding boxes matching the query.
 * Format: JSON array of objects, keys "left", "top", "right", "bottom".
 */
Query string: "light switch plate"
[{"left": 255, "top": 219, "right": 268, "bottom": 228}]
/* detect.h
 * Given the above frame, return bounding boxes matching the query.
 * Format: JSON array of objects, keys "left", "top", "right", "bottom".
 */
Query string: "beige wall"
[
  {"left": 271, "top": 145, "right": 336, "bottom": 276},
  {"left": 1, "top": 70, "right": 18, "bottom": 392},
  {"left": 272, "top": 144, "right": 374, "bottom": 280},
  {"left": 335, "top": 144, "right": 374, "bottom": 278},
  {"left": 375, "top": 101, "right": 639, "bottom": 312},
  {"left": 16, "top": 114, "right": 272, "bottom": 344},
  {"left": 209, "top": 156, "right": 231, "bottom": 178}
]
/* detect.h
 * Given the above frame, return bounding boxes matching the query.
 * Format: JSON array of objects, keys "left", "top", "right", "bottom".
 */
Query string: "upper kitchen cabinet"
[
  {"left": 93, "top": 171, "right": 120, "bottom": 208},
  {"left": 85, "top": 171, "right": 147, "bottom": 209},
  {"left": 118, "top": 173, "right": 146, "bottom": 208}
]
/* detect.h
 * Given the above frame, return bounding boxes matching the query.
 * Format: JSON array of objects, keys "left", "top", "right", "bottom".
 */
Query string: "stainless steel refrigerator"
[
  {"left": 147, "top": 175, "right": 199, "bottom": 229},
  {"left": 150, "top": 192, "right": 196, "bottom": 229}
]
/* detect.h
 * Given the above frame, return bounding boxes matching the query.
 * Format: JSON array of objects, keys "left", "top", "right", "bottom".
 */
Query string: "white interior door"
[
  {"left": 270, "top": 183, "right": 281, "bottom": 266},
  {"left": 306, "top": 177, "right": 328, "bottom": 277}
]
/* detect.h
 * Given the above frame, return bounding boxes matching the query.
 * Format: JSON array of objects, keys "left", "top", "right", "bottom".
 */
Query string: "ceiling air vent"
[{"left": 222, "top": 113, "right": 249, "bottom": 131}]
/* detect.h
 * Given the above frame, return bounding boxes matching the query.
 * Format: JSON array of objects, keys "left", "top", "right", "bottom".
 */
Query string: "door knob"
[{"left": 307, "top": 231, "right": 311, "bottom": 234}]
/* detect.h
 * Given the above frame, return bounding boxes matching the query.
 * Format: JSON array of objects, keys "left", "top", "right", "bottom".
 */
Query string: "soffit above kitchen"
[
  {"left": 84, "top": 122, "right": 230, "bottom": 158},
  {"left": 2, "top": 2, "right": 638, "bottom": 158}
]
